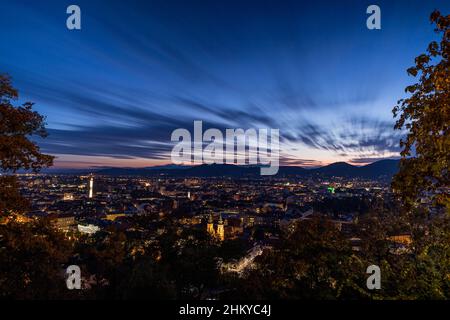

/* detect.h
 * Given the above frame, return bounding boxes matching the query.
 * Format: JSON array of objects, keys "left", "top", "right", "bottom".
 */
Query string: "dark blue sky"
[{"left": 1, "top": 0, "right": 448, "bottom": 168}]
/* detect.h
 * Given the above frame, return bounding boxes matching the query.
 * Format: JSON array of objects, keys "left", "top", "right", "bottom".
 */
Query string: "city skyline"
[{"left": 1, "top": 0, "right": 449, "bottom": 169}]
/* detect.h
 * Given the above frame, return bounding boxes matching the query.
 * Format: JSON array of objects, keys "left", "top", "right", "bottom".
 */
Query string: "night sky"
[{"left": 1, "top": 0, "right": 448, "bottom": 168}]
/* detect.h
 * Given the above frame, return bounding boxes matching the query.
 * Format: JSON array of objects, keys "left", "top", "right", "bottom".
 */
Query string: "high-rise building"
[{"left": 89, "top": 176, "right": 94, "bottom": 199}]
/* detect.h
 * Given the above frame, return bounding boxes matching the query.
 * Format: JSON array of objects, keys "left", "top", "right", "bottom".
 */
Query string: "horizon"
[{"left": 33, "top": 157, "right": 401, "bottom": 173}]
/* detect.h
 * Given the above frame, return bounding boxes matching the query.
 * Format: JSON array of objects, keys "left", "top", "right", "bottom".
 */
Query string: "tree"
[
  {"left": 0, "top": 75, "right": 68, "bottom": 299},
  {"left": 392, "top": 11, "right": 450, "bottom": 211},
  {"left": 0, "top": 176, "right": 28, "bottom": 217},
  {"left": 0, "top": 219, "right": 72, "bottom": 299},
  {"left": 0, "top": 74, "right": 54, "bottom": 216},
  {"left": 228, "top": 218, "right": 366, "bottom": 299},
  {"left": 118, "top": 258, "right": 176, "bottom": 300},
  {"left": 357, "top": 203, "right": 450, "bottom": 299}
]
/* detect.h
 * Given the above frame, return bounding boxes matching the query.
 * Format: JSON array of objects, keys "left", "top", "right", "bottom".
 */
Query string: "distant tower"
[
  {"left": 217, "top": 214, "right": 224, "bottom": 241},
  {"left": 207, "top": 214, "right": 215, "bottom": 236},
  {"left": 89, "top": 176, "right": 94, "bottom": 199}
]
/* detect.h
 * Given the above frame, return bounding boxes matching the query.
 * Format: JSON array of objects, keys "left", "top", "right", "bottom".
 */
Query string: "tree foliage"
[
  {"left": 0, "top": 176, "right": 28, "bottom": 217},
  {"left": 0, "top": 74, "right": 54, "bottom": 173},
  {"left": 0, "top": 219, "right": 72, "bottom": 299},
  {"left": 224, "top": 218, "right": 366, "bottom": 299},
  {"left": 392, "top": 11, "right": 450, "bottom": 211},
  {"left": 0, "top": 74, "right": 54, "bottom": 216}
]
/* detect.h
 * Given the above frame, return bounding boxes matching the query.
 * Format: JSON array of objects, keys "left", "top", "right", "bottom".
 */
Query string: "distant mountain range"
[{"left": 92, "top": 159, "right": 400, "bottom": 180}]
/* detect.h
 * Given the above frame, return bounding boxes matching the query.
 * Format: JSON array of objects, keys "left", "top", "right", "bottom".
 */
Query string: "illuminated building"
[
  {"left": 207, "top": 214, "right": 215, "bottom": 235},
  {"left": 206, "top": 213, "right": 225, "bottom": 241},
  {"left": 388, "top": 234, "right": 412, "bottom": 245},
  {"left": 89, "top": 176, "right": 94, "bottom": 198},
  {"left": 50, "top": 214, "right": 76, "bottom": 232},
  {"left": 105, "top": 213, "right": 126, "bottom": 221},
  {"left": 217, "top": 214, "right": 224, "bottom": 241},
  {"left": 77, "top": 224, "right": 100, "bottom": 234},
  {"left": 63, "top": 193, "right": 74, "bottom": 201}
]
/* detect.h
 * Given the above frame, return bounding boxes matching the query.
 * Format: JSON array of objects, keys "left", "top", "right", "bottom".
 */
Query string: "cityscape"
[
  {"left": 17, "top": 170, "right": 390, "bottom": 246},
  {"left": 4, "top": 160, "right": 445, "bottom": 299}
]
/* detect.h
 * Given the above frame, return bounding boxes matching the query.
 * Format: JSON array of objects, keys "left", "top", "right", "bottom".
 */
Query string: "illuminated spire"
[
  {"left": 207, "top": 213, "right": 214, "bottom": 236},
  {"left": 217, "top": 213, "right": 224, "bottom": 241}
]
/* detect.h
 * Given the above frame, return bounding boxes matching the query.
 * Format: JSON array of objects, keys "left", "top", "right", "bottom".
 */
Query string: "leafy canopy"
[
  {"left": 0, "top": 74, "right": 54, "bottom": 216},
  {"left": 392, "top": 11, "right": 450, "bottom": 211}
]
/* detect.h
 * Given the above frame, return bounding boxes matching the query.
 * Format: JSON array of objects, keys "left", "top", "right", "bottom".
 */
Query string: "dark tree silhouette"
[
  {"left": 392, "top": 11, "right": 449, "bottom": 211},
  {"left": 0, "top": 219, "right": 72, "bottom": 299},
  {"left": 0, "top": 74, "right": 54, "bottom": 216}
]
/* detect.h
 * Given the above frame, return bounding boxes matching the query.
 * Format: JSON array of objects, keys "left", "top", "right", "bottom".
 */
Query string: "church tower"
[
  {"left": 217, "top": 214, "right": 224, "bottom": 241},
  {"left": 207, "top": 214, "right": 215, "bottom": 236}
]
